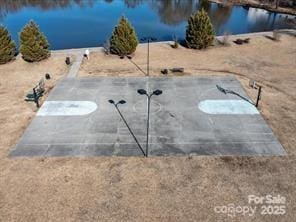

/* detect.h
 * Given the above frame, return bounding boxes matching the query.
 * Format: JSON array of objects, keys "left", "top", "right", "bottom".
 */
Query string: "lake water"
[{"left": 1, "top": 0, "right": 295, "bottom": 50}]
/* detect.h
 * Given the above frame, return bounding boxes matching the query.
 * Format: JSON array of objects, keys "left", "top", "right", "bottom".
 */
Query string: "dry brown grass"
[
  {"left": 0, "top": 54, "right": 71, "bottom": 157},
  {"left": 0, "top": 34, "right": 296, "bottom": 221}
]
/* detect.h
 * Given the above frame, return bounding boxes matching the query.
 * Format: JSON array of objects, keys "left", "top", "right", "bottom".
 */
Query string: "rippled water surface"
[{"left": 1, "top": 0, "right": 295, "bottom": 49}]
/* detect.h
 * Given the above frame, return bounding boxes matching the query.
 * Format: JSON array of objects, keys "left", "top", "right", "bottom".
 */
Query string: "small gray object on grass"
[
  {"left": 171, "top": 35, "right": 179, "bottom": 49},
  {"left": 65, "top": 57, "right": 71, "bottom": 65},
  {"left": 161, "top": 69, "right": 168, "bottom": 75},
  {"left": 273, "top": 30, "right": 281, "bottom": 41},
  {"left": 233, "top": 38, "right": 250, "bottom": 45},
  {"left": 45, "top": 73, "right": 51, "bottom": 80},
  {"left": 249, "top": 79, "right": 256, "bottom": 88},
  {"left": 243, "top": 38, "right": 250, "bottom": 43},
  {"left": 218, "top": 31, "right": 231, "bottom": 46},
  {"left": 249, "top": 79, "right": 261, "bottom": 89},
  {"left": 170, "top": 68, "right": 184, "bottom": 73},
  {"left": 84, "top": 49, "right": 90, "bottom": 60}
]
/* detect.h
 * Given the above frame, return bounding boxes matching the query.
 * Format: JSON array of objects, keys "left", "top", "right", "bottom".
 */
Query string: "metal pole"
[
  {"left": 147, "top": 39, "right": 150, "bottom": 76},
  {"left": 115, "top": 105, "right": 146, "bottom": 157},
  {"left": 33, "top": 88, "right": 39, "bottom": 108},
  {"left": 256, "top": 86, "right": 262, "bottom": 107},
  {"left": 146, "top": 95, "right": 151, "bottom": 157}
]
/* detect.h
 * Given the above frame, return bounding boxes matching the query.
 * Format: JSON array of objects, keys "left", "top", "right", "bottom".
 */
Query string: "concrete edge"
[{"left": 51, "top": 29, "right": 296, "bottom": 54}]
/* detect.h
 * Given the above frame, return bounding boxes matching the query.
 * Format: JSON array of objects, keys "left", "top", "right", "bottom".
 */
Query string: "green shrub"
[
  {"left": 186, "top": 9, "right": 215, "bottom": 49},
  {"left": 110, "top": 16, "right": 138, "bottom": 55},
  {"left": 0, "top": 26, "right": 16, "bottom": 64},
  {"left": 19, "top": 20, "right": 50, "bottom": 62},
  {"left": 199, "top": 0, "right": 211, "bottom": 11}
]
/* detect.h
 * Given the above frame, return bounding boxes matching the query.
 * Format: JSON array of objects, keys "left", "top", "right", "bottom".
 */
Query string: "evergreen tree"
[
  {"left": 0, "top": 26, "right": 16, "bottom": 64},
  {"left": 110, "top": 16, "right": 138, "bottom": 55},
  {"left": 199, "top": 0, "right": 211, "bottom": 12},
  {"left": 19, "top": 20, "right": 50, "bottom": 62},
  {"left": 186, "top": 9, "right": 215, "bottom": 49}
]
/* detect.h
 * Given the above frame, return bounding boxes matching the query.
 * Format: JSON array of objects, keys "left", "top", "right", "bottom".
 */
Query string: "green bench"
[{"left": 25, "top": 79, "right": 45, "bottom": 108}]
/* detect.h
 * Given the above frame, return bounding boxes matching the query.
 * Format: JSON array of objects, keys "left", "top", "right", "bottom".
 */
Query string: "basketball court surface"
[{"left": 10, "top": 76, "right": 286, "bottom": 157}]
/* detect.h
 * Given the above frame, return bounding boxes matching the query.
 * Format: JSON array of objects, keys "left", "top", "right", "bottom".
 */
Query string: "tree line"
[{"left": 0, "top": 9, "right": 214, "bottom": 64}]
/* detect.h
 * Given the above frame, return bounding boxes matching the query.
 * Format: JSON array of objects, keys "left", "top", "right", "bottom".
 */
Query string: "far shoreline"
[{"left": 209, "top": 0, "right": 296, "bottom": 15}]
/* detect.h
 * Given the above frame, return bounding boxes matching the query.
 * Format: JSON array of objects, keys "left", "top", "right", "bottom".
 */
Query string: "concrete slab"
[{"left": 10, "top": 76, "right": 286, "bottom": 157}]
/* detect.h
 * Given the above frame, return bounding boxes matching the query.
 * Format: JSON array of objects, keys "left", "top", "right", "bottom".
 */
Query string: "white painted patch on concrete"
[
  {"left": 37, "top": 101, "right": 97, "bottom": 116},
  {"left": 198, "top": 100, "right": 259, "bottom": 115}
]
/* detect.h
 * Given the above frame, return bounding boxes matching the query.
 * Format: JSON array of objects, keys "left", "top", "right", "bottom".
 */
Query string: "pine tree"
[
  {"left": 186, "top": 9, "right": 215, "bottom": 49},
  {"left": 0, "top": 26, "right": 16, "bottom": 64},
  {"left": 19, "top": 20, "right": 50, "bottom": 62},
  {"left": 199, "top": 0, "right": 211, "bottom": 11},
  {"left": 110, "top": 16, "right": 138, "bottom": 55}
]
